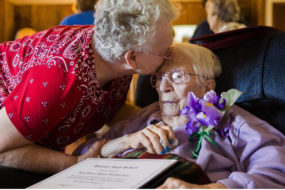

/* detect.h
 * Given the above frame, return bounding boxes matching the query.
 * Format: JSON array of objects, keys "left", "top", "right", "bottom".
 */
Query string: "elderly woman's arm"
[
  {"left": 216, "top": 120, "right": 285, "bottom": 188},
  {"left": 101, "top": 123, "right": 175, "bottom": 157},
  {"left": 157, "top": 120, "right": 285, "bottom": 189},
  {"left": 90, "top": 102, "right": 175, "bottom": 158},
  {"left": 0, "top": 107, "right": 105, "bottom": 174}
]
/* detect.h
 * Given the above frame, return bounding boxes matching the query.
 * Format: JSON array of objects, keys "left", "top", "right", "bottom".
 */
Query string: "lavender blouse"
[{"left": 103, "top": 102, "right": 285, "bottom": 188}]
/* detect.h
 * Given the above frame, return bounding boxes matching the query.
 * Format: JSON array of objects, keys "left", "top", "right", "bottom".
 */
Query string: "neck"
[
  {"left": 213, "top": 19, "right": 226, "bottom": 33},
  {"left": 162, "top": 114, "right": 189, "bottom": 128},
  {"left": 92, "top": 41, "right": 134, "bottom": 86}
]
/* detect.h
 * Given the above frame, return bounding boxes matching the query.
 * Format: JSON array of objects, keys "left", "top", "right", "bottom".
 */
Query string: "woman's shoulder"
[
  {"left": 229, "top": 105, "right": 267, "bottom": 126},
  {"left": 218, "top": 22, "right": 246, "bottom": 33},
  {"left": 228, "top": 105, "right": 285, "bottom": 144}
]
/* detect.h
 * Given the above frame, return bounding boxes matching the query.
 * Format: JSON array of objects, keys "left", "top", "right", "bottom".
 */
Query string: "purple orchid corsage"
[{"left": 180, "top": 89, "right": 243, "bottom": 158}]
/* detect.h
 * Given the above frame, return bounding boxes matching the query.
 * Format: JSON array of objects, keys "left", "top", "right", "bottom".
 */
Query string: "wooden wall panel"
[
  {"left": 173, "top": 1, "right": 206, "bottom": 25},
  {"left": 232, "top": 0, "right": 263, "bottom": 26},
  {"left": 31, "top": 5, "right": 73, "bottom": 30},
  {"left": 3, "top": 2, "right": 15, "bottom": 42},
  {"left": 13, "top": 4, "right": 73, "bottom": 38},
  {"left": 14, "top": 6, "right": 32, "bottom": 34},
  {"left": 0, "top": 0, "right": 4, "bottom": 42},
  {"left": 273, "top": 3, "right": 285, "bottom": 31},
  {"left": 257, "top": 0, "right": 265, "bottom": 25},
  {"left": 240, "top": 0, "right": 264, "bottom": 26},
  {"left": 238, "top": 0, "right": 254, "bottom": 24},
  {"left": 0, "top": 1, "right": 73, "bottom": 43}
]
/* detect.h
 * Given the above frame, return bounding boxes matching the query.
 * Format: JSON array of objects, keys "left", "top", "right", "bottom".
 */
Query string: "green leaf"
[{"left": 222, "top": 89, "right": 243, "bottom": 111}]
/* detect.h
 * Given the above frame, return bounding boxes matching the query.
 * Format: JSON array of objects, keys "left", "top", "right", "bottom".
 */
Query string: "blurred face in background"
[{"left": 205, "top": 0, "right": 221, "bottom": 33}]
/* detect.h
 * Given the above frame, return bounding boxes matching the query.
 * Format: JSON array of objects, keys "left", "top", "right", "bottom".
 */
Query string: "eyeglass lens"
[{"left": 150, "top": 70, "right": 189, "bottom": 88}]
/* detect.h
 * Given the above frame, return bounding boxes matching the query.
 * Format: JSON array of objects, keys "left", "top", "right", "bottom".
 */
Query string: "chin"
[{"left": 162, "top": 105, "right": 180, "bottom": 116}]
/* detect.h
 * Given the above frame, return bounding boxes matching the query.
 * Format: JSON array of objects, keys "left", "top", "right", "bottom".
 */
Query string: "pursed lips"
[{"left": 162, "top": 100, "right": 179, "bottom": 104}]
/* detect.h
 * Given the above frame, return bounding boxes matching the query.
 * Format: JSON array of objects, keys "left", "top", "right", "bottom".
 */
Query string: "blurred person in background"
[
  {"left": 205, "top": 0, "right": 246, "bottom": 33},
  {"left": 191, "top": 0, "right": 213, "bottom": 39},
  {"left": 60, "top": 0, "right": 98, "bottom": 25},
  {"left": 192, "top": 0, "right": 247, "bottom": 39}
]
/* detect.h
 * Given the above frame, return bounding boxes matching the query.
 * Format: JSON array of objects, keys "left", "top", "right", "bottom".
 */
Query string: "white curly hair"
[{"left": 93, "top": 0, "right": 178, "bottom": 63}]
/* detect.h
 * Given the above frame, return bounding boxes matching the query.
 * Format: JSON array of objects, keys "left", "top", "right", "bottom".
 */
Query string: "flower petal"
[
  {"left": 203, "top": 90, "right": 217, "bottom": 103},
  {"left": 202, "top": 103, "right": 223, "bottom": 127},
  {"left": 214, "top": 95, "right": 226, "bottom": 110},
  {"left": 188, "top": 92, "right": 202, "bottom": 114},
  {"left": 180, "top": 106, "right": 190, "bottom": 115},
  {"left": 185, "top": 119, "right": 199, "bottom": 135}
]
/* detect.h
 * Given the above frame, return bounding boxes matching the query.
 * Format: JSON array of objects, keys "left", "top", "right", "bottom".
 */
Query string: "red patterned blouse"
[{"left": 0, "top": 25, "right": 131, "bottom": 150}]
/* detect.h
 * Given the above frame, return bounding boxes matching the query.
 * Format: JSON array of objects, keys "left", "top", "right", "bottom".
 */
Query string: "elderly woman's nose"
[{"left": 159, "top": 77, "right": 173, "bottom": 93}]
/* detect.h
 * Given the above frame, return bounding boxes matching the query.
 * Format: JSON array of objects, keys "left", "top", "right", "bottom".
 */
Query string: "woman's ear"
[
  {"left": 205, "top": 79, "right": 216, "bottom": 91},
  {"left": 125, "top": 50, "right": 137, "bottom": 70}
]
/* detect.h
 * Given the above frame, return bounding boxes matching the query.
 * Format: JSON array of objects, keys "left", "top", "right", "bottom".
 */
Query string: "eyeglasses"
[
  {"left": 150, "top": 69, "right": 201, "bottom": 88},
  {"left": 147, "top": 46, "right": 173, "bottom": 60}
]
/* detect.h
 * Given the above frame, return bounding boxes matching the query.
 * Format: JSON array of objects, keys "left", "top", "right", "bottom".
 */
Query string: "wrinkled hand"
[
  {"left": 77, "top": 139, "right": 107, "bottom": 162},
  {"left": 126, "top": 123, "right": 175, "bottom": 155},
  {"left": 157, "top": 177, "right": 227, "bottom": 189}
]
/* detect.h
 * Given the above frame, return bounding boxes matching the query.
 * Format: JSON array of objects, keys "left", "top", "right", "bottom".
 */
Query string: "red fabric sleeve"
[{"left": 4, "top": 66, "right": 83, "bottom": 142}]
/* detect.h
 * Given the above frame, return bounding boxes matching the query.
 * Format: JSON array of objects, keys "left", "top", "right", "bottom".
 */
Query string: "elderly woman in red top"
[{"left": 0, "top": 0, "right": 178, "bottom": 174}]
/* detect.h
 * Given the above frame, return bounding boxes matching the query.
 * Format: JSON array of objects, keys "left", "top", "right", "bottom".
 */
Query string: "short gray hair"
[
  {"left": 209, "top": 0, "right": 240, "bottom": 22},
  {"left": 76, "top": 0, "right": 98, "bottom": 11},
  {"left": 172, "top": 43, "right": 222, "bottom": 81},
  {"left": 94, "top": 0, "right": 178, "bottom": 63}
]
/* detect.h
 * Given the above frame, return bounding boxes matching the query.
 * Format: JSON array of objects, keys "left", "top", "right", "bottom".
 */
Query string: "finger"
[
  {"left": 77, "top": 139, "right": 107, "bottom": 162},
  {"left": 150, "top": 124, "right": 175, "bottom": 152},
  {"left": 128, "top": 131, "right": 155, "bottom": 153},
  {"left": 89, "top": 139, "right": 107, "bottom": 157},
  {"left": 143, "top": 128, "right": 164, "bottom": 155},
  {"left": 149, "top": 125, "right": 170, "bottom": 152},
  {"left": 136, "top": 132, "right": 155, "bottom": 154},
  {"left": 156, "top": 124, "right": 176, "bottom": 146},
  {"left": 162, "top": 177, "right": 194, "bottom": 189},
  {"left": 157, "top": 183, "right": 167, "bottom": 189},
  {"left": 157, "top": 177, "right": 176, "bottom": 189}
]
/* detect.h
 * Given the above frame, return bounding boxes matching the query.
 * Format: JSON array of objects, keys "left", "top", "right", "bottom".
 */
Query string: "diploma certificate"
[{"left": 28, "top": 158, "right": 178, "bottom": 189}]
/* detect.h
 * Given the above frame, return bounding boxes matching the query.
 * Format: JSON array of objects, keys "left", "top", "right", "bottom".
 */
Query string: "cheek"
[
  {"left": 174, "top": 85, "right": 191, "bottom": 101},
  {"left": 208, "top": 16, "right": 214, "bottom": 28},
  {"left": 175, "top": 82, "right": 205, "bottom": 100}
]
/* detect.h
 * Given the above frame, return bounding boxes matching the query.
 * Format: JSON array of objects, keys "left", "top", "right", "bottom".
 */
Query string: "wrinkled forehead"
[{"left": 158, "top": 52, "right": 195, "bottom": 74}]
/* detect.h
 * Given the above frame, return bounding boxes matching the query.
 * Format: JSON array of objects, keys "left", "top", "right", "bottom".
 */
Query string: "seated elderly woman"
[
  {"left": 205, "top": 0, "right": 246, "bottom": 33},
  {"left": 77, "top": 43, "right": 285, "bottom": 188}
]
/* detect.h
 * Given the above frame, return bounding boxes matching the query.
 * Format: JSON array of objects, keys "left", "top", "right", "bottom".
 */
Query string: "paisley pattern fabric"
[{"left": 0, "top": 25, "right": 131, "bottom": 150}]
